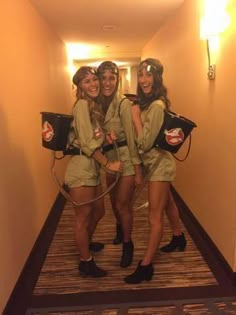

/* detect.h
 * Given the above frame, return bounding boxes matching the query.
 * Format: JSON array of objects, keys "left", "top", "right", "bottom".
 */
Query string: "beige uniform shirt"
[
  {"left": 64, "top": 99, "right": 104, "bottom": 188},
  {"left": 136, "top": 99, "right": 176, "bottom": 181},
  {"left": 103, "top": 94, "right": 141, "bottom": 176}
]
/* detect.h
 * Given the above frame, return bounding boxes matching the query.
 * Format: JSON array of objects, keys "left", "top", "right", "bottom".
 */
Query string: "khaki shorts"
[
  {"left": 64, "top": 155, "right": 100, "bottom": 188},
  {"left": 105, "top": 146, "right": 135, "bottom": 177},
  {"left": 142, "top": 149, "right": 176, "bottom": 182}
]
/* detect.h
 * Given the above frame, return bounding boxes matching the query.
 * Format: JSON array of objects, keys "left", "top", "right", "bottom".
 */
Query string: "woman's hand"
[
  {"left": 106, "top": 130, "right": 118, "bottom": 144},
  {"left": 105, "top": 160, "right": 123, "bottom": 173}
]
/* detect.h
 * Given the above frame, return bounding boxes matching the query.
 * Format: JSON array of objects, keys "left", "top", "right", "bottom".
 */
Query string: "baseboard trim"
[
  {"left": 171, "top": 186, "right": 235, "bottom": 287},
  {"left": 233, "top": 272, "right": 236, "bottom": 286},
  {"left": 3, "top": 192, "right": 66, "bottom": 315}
]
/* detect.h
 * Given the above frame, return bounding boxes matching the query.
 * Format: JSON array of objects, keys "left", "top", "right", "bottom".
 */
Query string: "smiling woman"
[{"left": 64, "top": 66, "right": 122, "bottom": 278}]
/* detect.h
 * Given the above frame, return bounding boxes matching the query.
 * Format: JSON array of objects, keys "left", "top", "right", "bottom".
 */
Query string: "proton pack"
[{"left": 124, "top": 94, "right": 197, "bottom": 159}]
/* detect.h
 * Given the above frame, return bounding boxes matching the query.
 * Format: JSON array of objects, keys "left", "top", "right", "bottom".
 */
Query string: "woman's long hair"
[
  {"left": 72, "top": 66, "right": 104, "bottom": 125},
  {"left": 137, "top": 58, "right": 171, "bottom": 110}
]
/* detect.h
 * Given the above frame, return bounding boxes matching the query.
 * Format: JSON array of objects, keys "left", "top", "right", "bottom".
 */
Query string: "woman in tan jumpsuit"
[
  {"left": 125, "top": 58, "right": 185, "bottom": 284},
  {"left": 64, "top": 66, "right": 122, "bottom": 278},
  {"left": 97, "top": 61, "right": 143, "bottom": 268}
]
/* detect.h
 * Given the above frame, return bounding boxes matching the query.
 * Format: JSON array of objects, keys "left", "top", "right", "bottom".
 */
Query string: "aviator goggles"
[
  {"left": 97, "top": 62, "right": 119, "bottom": 75},
  {"left": 138, "top": 63, "right": 163, "bottom": 75},
  {"left": 87, "top": 67, "right": 97, "bottom": 75}
]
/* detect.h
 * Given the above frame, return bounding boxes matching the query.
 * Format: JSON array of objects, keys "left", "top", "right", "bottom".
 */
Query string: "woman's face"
[
  {"left": 100, "top": 70, "right": 118, "bottom": 97},
  {"left": 79, "top": 72, "right": 100, "bottom": 99},
  {"left": 138, "top": 67, "right": 154, "bottom": 96}
]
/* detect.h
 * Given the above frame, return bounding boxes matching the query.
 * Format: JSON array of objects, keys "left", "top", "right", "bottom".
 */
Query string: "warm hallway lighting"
[
  {"left": 200, "top": 0, "right": 230, "bottom": 80},
  {"left": 66, "top": 42, "right": 96, "bottom": 79},
  {"left": 66, "top": 43, "right": 91, "bottom": 60}
]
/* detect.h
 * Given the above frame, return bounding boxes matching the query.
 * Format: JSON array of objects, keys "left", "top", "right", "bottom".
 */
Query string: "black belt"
[
  {"left": 102, "top": 140, "right": 127, "bottom": 153},
  {"left": 63, "top": 147, "right": 85, "bottom": 155}
]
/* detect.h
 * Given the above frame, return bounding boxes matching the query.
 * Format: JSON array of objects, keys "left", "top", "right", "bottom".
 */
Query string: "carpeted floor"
[
  {"left": 27, "top": 181, "right": 236, "bottom": 315},
  {"left": 33, "top": 189, "right": 217, "bottom": 295}
]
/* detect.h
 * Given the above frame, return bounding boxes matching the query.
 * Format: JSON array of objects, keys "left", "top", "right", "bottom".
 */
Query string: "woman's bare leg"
[
  {"left": 88, "top": 184, "right": 105, "bottom": 240},
  {"left": 165, "top": 188, "right": 182, "bottom": 235},
  {"left": 106, "top": 173, "right": 120, "bottom": 223},
  {"left": 141, "top": 181, "right": 169, "bottom": 265},
  {"left": 114, "top": 175, "right": 135, "bottom": 241},
  {"left": 70, "top": 186, "right": 96, "bottom": 260}
]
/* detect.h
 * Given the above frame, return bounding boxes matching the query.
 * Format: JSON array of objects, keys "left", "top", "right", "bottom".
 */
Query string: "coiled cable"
[{"left": 50, "top": 142, "right": 121, "bottom": 207}]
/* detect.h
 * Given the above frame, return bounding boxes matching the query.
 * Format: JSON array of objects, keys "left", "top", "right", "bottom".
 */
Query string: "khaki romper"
[
  {"left": 64, "top": 99, "right": 104, "bottom": 188},
  {"left": 136, "top": 100, "right": 176, "bottom": 182},
  {"left": 103, "top": 93, "right": 141, "bottom": 176}
]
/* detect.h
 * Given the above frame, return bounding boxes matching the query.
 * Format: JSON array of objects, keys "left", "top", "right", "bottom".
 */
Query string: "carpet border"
[{"left": 27, "top": 295, "right": 236, "bottom": 315}]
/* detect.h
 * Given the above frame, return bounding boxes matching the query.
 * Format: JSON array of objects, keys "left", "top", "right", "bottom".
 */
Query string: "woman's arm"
[
  {"left": 132, "top": 101, "right": 165, "bottom": 153},
  {"left": 131, "top": 104, "right": 143, "bottom": 136}
]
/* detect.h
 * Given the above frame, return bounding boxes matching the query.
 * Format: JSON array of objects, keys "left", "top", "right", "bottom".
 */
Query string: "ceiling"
[{"left": 30, "top": 0, "right": 184, "bottom": 67}]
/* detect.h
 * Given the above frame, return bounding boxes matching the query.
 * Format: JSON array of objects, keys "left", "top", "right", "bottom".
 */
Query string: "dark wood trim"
[
  {"left": 233, "top": 272, "right": 236, "bottom": 286},
  {"left": 29, "top": 285, "right": 236, "bottom": 310},
  {"left": 2, "top": 193, "right": 66, "bottom": 315},
  {"left": 171, "top": 185, "right": 235, "bottom": 287}
]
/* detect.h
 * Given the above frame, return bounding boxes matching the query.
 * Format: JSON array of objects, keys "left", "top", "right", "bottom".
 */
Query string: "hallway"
[
  {"left": 16, "top": 183, "right": 236, "bottom": 314},
  {"left": 1, "top": 1, "right": 236, "bottom": 314}
]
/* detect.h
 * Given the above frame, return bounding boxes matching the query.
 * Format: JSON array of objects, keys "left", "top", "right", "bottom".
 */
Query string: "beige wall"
[
  {"left": 0, "top": 0, "right": 73, "bottom": 312},
  {"left": 142, "top": 0, "right": 236, "bottom": 270}
]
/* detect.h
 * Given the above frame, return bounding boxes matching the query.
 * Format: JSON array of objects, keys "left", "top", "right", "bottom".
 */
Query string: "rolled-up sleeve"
[
  {"left": 73, "top": 100, "right": 103, "bottom": 156},
  {"left": 137, "top": 101, "right": 165, "bottom": 154}
]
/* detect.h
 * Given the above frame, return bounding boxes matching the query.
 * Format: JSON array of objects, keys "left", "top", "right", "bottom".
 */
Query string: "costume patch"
[
  {"left": 42, "top": 121, "right": 54, "bottom": 142},
  {"left": 164, "top": 128, "right": 185, "bottom": 146}
]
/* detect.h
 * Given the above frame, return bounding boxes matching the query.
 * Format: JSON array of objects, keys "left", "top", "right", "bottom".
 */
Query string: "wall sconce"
[{"left": 200, "top": 0, "right": 230, "bottom": 80}]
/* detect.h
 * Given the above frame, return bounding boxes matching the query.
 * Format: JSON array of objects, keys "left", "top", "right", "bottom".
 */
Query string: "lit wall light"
[{"left": 200, "top": 0, "right": 230, "bottom": 80}]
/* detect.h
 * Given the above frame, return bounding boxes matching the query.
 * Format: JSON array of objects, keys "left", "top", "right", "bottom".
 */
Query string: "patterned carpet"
[
  {"left": 33, "top": 186, "right": 217, "bottom": 295},
  {"left": 27, "top": 182, "right": 236, "bottom": 315}
]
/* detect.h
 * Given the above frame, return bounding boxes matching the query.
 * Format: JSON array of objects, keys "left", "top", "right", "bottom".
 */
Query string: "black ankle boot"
[
  {"left": 89, "top": 242, "right": 104, "bottom": 252},
  {"left": 120, "top": 240, "right": 134, "bottom": 268},
  {"left": 160, "top": 233, "right": 187, "bottom": 252},
  {"left": 79, "top": 258, "right": 107, "bottom": 278},
  {"left": 124, "top": 260, "right": 154, "bottom": 284},
  {"left": 113, "top": 223, "right": 123, "bottom": 245}
]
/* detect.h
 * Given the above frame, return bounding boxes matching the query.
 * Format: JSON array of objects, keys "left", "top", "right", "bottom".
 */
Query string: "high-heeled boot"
[
  {"left": 113, "top": 223, "right": 123, "bottom": 245},
  {"left": 120, "top": 240, "right": 134, "bottom": 268},
  {"left": 160, "top": 233, "right": 187, "bottom": 252},
  {"left": 79, "top": 258, "right": 107, "bottom": 278},
  {"left": 124, "top": 260, "right": 154, "bottom": 284}
]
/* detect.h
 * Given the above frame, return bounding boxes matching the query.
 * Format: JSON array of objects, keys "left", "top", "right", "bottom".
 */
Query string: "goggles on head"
[
  {"left": 138, "top": 63, "right": 163, "bottom": 75},
  {"left": 74, "top": 67, "right": 98, "bottom": 86},
  {"left": 97, "top": 63, "right": 119, "bottom": 75},
  {"left": 80, "top": 68, "right": 98, "bottom": 81},
  {"left": 87, "top": 67, "right": 97, "bottom": 75}
]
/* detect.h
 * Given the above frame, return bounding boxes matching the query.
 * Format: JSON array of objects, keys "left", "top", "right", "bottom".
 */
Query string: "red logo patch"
[
  {"left": 42, "top": 121, "right": 54, "bottom": 142},
  {"left": 164, "top": 128, "right": 185, "bottom": 146}
]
